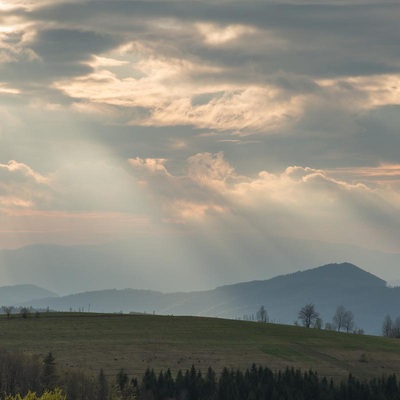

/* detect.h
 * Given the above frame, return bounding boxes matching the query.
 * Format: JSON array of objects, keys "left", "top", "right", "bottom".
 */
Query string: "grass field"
[{"left": 1, "top": 312, "right": 400, "bottom": 381}]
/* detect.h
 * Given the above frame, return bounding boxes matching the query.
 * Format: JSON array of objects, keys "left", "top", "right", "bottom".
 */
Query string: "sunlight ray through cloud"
[{"left": 1, "top": 0, "right": 400, "bottom": 291}]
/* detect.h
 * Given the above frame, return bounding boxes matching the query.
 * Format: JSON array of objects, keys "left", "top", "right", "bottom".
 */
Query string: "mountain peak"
[{"left": 309, "top": 262, "right": 386, "bottom": 287}]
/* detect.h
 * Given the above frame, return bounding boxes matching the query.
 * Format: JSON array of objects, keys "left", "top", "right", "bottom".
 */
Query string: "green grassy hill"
[{"left": 1, "top": 313, "right": 400, "bottom": 381}]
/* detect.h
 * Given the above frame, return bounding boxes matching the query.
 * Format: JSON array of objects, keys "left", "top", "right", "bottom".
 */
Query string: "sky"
[{"left": 1, "top": 0, "right": 400, "bottom": 292}]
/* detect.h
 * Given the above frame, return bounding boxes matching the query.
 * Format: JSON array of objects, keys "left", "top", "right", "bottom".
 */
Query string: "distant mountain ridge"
[
  {"left": 0, "top": 284, "right": 58, "bottom": 306},
  {"left": 1, "top": 236, "right": 400, "bottom": 295},
  {"left": 19, "top": 263, "right": 399, "bottom": 335},
  {"left": 217, "top": 262, "right": 386, "bottom": 291}
]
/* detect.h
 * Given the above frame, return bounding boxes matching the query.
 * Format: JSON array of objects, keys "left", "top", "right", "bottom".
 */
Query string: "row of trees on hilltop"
[
  {"left": 251, "top": 304, "right": 363, "bottom": 333},
  {"left": 297, "top": 304, "right": 358, "bottom": 332},
  {"left": 1, "top": 305, "right": 48, "bottom": 318}
]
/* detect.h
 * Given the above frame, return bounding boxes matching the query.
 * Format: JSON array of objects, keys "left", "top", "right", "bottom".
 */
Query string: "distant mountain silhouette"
[
  {"left": 23, "top": 263, "right": 398, "bottom": 335},
  {"left": 0, "top": 284, "right": 58, "bottom": 306},
  {"left": 1, "top": 236, "right": 400, "bottom": 295}
]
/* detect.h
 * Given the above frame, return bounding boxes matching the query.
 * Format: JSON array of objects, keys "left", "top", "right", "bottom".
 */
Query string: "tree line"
[
  {"left": 2, "top": 349, "right": 400, "bottom": 400},
  {"left": 294, "top": 305, "right": 400, "bottom": 338},
  {"left": 134, "top": 364, "right": 400, "bottom": 400},
  {"left": 297, "top": 303, "right": 361, "bottom": 333},
  {"left": 1, "top": 306, "right": 46, "bottom": 319},
  {"left": 248, "top": 304, "right": 363, "bottom": 334}
]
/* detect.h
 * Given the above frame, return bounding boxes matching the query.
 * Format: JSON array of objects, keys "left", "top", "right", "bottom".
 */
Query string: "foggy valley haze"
[{"left": 1, "top": 0, "right": 400, "bottom": 298}]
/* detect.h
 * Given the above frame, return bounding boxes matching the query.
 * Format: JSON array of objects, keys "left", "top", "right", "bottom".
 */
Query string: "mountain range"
[
  {"left": 1, "top": 236, "right": 400, "bottom": 296},
  {"left": 5, "top": 262, "right": 399, "bottom": 335}
]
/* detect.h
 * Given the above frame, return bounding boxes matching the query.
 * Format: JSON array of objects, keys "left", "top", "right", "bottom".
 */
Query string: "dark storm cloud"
[
  {"left": 32, "top": 29, "right": 119, "bottom": 64},
  {"left": 2, "top": 0, "right": 398, "bottom": 114},
  {"left": 27, "top": 1, "right": 400, "bottom": 78},
  {"left": 4, "top": 0, "right": 395, "bottom": 171},
  {"left": 0, "top": 28, "right": 121, "bottom": 85}
]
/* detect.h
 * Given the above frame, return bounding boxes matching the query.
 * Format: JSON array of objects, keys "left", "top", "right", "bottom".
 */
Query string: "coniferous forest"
[{"left": 1, "top": 349, "right": 400, "bottom": 400}]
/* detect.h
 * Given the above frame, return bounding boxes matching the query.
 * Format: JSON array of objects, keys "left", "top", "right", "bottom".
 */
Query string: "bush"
[
  {"left": 20, "top": 307, "right": 30, "bottom": 319},
  {"left": 5, "top": 389, "right": 66, "bottom": 400}
]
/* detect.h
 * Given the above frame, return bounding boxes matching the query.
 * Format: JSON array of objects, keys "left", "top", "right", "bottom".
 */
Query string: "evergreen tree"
[
  {"left": 116, "top": 368, "right": 128, "bottom": 393},
  {"left": 42, "top": 351, "right": 57, "bottom": 390},
  {"left": 97, "top": 369, "right": 108, "bottom": 400},
  {"left": 141, "top": 368, "right": 157, "bottom": 398},
  {"left": 163, "top": 369, "right": 175, "bottom": 399},
  {"left": 175, "top": 369, "right": 186, "bottom": 400},
  {"left": 203, "top": 367, "right": 216, "bottom": 400},
  {"left": 186, "top": 365, "right": 200, "bottom": 400}
]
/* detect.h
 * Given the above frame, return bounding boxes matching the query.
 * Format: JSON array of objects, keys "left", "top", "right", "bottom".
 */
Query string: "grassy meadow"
[{"left": 1, "top": 312, "right": 400, "bottom": 381}]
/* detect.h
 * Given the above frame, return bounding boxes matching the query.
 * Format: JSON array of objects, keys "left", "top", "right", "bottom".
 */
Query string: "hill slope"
[
  {"left": 1, "top": 313, "right": 400, "bottom": 381},
  {"left": 24, "top": 263, "right": 398, "bottom": 334}
]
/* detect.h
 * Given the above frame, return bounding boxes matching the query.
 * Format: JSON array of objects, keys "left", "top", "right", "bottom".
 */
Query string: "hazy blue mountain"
[
  {"left": 0, "top": 284, "right": 58, "bottom": 306},
  {"left": 1, "top": 235, "right": 400, "bottom": 295},
  {"left": 0, "top": 244, "right": 129, "bottom": 296},
  {"left": 24, "top": 263, "right": 398, "bottom": 335}
]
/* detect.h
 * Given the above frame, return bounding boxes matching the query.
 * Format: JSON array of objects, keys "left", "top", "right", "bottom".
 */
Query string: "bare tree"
[
  {"left": 392, "top": 317, "right": 400, "bottom": 338},
  {"left": 325, "top": 322, "right": 335, "bottom": 331},
  {"left": 314, "top": 317, "right": 323, "bottom": 329},
  {"left": 20, "top": 307, "right": 30, "bottom": 319},
  {"left": 382, "top": 315, "right": 393, "bottom": 337},
  {"left": 343, "top": 310, "right": 354, "bottom": 333},
  {"left": 332, "top": 305, "right": 347, "bottom": 331},
  {"left": 2, "top": 306, "right": 14, "bottom": 319},
  {"left": 256, "top": 305, "right": 269, "bottom": 323},
  {"left": 333, "top": 306, "right": 354, "bottom": 333},
  {"left": 298, "top": 303, "right": 319, "bottom": 328}
]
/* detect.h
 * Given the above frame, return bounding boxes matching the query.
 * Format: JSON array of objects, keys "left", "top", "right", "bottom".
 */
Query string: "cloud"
[
  {"left": 128, "top": 157, "right": 169, "bottom": 175},
  {"left": 0, "top": 10, "right": 123, "bottom": 103},
  {"left": 328, "top": 164, "right": 400, "bottom": 186},
  {"left": 0, "top": 29, "right": 38, "bottom": 64},
  {"left": 55, "top": 61, "right": 306, "bottom": 132},
  {"left": 0, "top": 160, "right": 47, "bottom": 183},
  {"left": 0, "top": 158, "right": 155, "bottom": 247},
  {"left": 187, "top": 152, "right": 233, "bottom": 184},
  {"left": 0, "top": 158, "right": 150, "bottom": 214},
  {"left": 0, "top": 0, "right": 399, "bottom": 140},
  {"left": 196, "top": 23, "right": 258, "bottom": 46},
  {"left": 129, "top": 152, "right": 400, "bottom": 252},
  {"left": 0, "top": 0, "right": 54, "bottom": 11},
  {"left": 0, "top": 160, "right": 49, "bottom": 211},
  {"left": 0, "top": 0, "right": 399, "bottom": 258}
]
